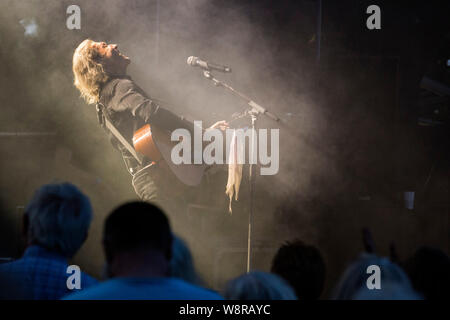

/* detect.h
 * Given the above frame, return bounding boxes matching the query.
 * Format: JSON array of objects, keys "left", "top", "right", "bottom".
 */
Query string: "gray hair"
[
  {"left": 332, "top": 253, "right": 422, "bottom": 300},
  {"left": 224, "top": 271, "right": 298, "bottom": 300},
  {"left": 25, "top": 183, "right": 92, "bottom": 257}
]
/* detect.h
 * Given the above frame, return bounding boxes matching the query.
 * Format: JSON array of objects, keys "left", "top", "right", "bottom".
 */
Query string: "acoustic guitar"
[{"left": 132, "top": 124, "right": 208, "bottom": 186}]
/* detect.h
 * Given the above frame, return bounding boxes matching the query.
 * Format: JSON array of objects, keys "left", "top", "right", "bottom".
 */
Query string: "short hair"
[
  {"left": 72, "top": 39, "right": 109, "bottom": 104},
  {"left": 271, "top": 240, "right": 326, "bottom": 300},
  {"left": 352, "top": 282, "right": 422, "bottom": 300},
  {"left": 169, "top": 235, "right": 203, "bottom": 286},
  {"left": 103, "top": 201, "right": 173, "bottom": 262},
  {"left": 224, "top": 271, "right": 297, "bottom": 300},
  {"left": 25, "top": 183, "right": 92, "bottom": 257},
  {"left": 332, "top": 253, "right": 421, "bottom": 300}
]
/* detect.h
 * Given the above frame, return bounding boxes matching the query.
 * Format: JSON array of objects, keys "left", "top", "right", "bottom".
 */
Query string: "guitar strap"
[{"left": 96, "top": 102, "right": 144, "bottom": 165}]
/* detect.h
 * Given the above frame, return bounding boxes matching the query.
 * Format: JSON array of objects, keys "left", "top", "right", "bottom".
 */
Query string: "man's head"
[
  {"left": 24, "top": 183, "right": 93, "bottom": 258},
  {"left": 169, "top": 235, "right": 203, "bottom": 285},
  {"left": 90, "top": 40, "right": 130, "bottom": 75},
  {"left": 404, "top": 246, "right": 450, "bottom": 300},
  {"left": 102, "top": 201, "right": 173, "bottom": 278},
  {"left": 224, "top": 271, "right": 297, "bottom": 300},
  {"left": 271, "top": 240, "right": 326, "bottom": 300},
  {"left": 72, "top": 39, "right": 130, "bottom": 104},
  {"left": 333, "top": 253, "right": 421, "bottom": 300}
]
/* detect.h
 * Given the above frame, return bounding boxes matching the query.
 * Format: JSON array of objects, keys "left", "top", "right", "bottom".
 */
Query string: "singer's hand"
[{"left": 208, "top": 120, "right": 229, "bottom": 131}]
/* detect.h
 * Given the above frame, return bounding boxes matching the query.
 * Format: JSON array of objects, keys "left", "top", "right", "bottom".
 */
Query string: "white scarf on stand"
[{"left": 225, "top": 130, "right": 244, "bottom": 213}]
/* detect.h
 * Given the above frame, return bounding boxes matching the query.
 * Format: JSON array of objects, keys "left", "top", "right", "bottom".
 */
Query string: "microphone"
[{"left": 187, "top": 56, "right": 231, "bottom": 73}]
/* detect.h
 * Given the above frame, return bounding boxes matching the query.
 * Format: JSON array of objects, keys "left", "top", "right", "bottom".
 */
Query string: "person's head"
[
  {"left": 72, "top": 39, "right": 130, "bottom": 104},
  {"left": 332, "top": 253, "right": 421, "bottom": 300},
  {"left": 404, "top": 246, "right": 450, "bottom": 300},
  {"left": 224, "top": 271, "right": 297, "bottom": 300},
  {"left": 352, "top": 282, "right": 422, "bottom": 300},
  {"left": 169, "top": 235, "right": 203, "bottom": 286},
  {"left": 102, "top": 201, "right": 173, "bottom": 278},
  {"left": 24, "top": 183, "right": 92, "bottom": 258},
  {"left": 271, "top": 239, "right": 326, "bottom": 300}
]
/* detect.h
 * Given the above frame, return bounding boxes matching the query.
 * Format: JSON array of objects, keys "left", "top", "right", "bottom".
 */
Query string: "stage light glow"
[{"left": 19, "top": 18, "right": 38, "bottom": 37}]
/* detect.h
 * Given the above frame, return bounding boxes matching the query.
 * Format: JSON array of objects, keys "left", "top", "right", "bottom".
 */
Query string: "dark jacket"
[{"left": 99, "top": 76, "right": 195, "bottom": 173}]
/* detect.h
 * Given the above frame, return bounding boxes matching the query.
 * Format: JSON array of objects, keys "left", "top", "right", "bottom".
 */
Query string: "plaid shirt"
[{"left": 0, "top": 245, "right": 98, "bottom": 300}]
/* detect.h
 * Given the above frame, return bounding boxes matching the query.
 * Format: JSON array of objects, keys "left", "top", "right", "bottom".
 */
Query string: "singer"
[{"left": 72, "top": 39, "right": 228, "bottom": 225}]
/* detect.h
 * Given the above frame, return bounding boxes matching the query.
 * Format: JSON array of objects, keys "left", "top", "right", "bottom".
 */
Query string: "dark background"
[{"left": 0, "top": 0, "right": 448, "bottom": 297}]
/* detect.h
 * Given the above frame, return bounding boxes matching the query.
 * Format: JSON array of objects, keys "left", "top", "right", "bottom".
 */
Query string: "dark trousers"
[{"left": 131, "top": 163, "right": 195, "bottom": 239}]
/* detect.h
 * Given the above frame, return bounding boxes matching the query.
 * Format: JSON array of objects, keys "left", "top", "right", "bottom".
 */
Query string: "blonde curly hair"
[{"left": 72, "top": 39, "right": 109, "bottom": 104}]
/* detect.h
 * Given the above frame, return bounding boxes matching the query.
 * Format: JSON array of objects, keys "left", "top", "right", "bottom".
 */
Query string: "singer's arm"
[{"left": 108, "top": 78, "right": 196, "bottom": 133}]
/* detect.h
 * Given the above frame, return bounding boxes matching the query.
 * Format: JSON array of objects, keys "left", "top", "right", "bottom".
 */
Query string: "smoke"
[
  {"left": 0, "top": 0, "right": 329, "bottom": 283},
  {"left": 2, "top": 0, "right": 446, "bottom": 296}
]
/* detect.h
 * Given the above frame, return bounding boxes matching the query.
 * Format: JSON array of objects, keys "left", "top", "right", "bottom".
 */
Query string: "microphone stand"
[
  {"left": 201, "top": 70, "right": 280, "bottom": 273},
  {"left": 202, "top": 71, "right": 279, "bottom": 122}
]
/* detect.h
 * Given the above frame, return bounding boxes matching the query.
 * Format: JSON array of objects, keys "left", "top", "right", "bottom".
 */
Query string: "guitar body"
[
  {"left": 132, "top": 124, "right": 207, "bottom": 186},
  {"left": 132, "top": 124, "right": 162, "bottom": 162}
]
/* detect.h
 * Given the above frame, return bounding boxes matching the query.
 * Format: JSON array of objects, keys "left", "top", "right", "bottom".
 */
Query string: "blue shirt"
[
  {"left": 63, "top": 277, "right": 223, "bottom": 300},
  {"left": 0, "top": 245, "right": 98, "bottom": 300}
]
